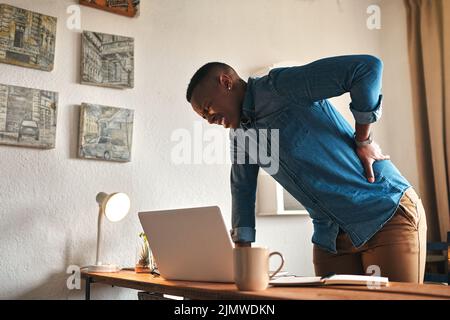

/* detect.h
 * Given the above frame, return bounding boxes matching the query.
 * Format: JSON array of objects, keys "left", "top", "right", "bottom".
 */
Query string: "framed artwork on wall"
[
  {"left": 78, "top": 103, "right": 134, "bottom": 162},
  {"left": 256, "top": 172, "right": 309, "bottom": 216},
  {"left": 81, "top": 31, "right": 134, "bottom": 89},
  {"left": 0, "top": 84, "right": 58, "bottom": 149},
  {"left": 79, "top": 0, "right": 140, "bottom": 18},
  {"left": 0, "top": 4, "right": 57, "bottom": 71}
]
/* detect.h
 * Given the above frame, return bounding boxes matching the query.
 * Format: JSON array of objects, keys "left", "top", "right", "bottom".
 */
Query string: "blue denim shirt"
[{"left": 229, "top": 55, "right": 411, "bottom": 253}]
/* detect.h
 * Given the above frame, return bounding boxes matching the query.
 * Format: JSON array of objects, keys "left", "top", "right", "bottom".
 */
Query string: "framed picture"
[
  {"left": 81, "top": 31, "right": 134, "bottom": 89},
  {"left": 256, "top": 172, "right": 308, "bottom": 216},
  {"left": 0, "top": 84, "right": 58, "bottom": 149},
  {"left": 79, "top": 0, "right": 140, "bottom": 18},
  {"left": 0, "top": 4, "right": 57, "bottom": 71},
  {"left": 78, "top": 103, "right": 134, "bottom": 162}
]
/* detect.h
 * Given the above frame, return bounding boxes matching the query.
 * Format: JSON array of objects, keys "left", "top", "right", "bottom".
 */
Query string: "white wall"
[
  {"left": 377, "top": 0, "right": 419, "bottom": 191},
  {"left": 0, "top": 0, "right": 415, "bottom": 299}
]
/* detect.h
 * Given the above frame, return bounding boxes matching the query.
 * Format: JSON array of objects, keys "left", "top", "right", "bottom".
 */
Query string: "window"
[
  {"left": 14, "top": 25, "right": 25, "bottom": 48},
  {"left": 115, "top": 62, "right": 120, "bottom": 81},
  {"left": 98, "top": 137, "right": 109, "bottom": 144}
]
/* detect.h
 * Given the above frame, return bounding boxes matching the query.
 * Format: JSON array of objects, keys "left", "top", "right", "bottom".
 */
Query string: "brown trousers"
[{"left": 313, "top": 188, "right": 427, "bottom": 283}]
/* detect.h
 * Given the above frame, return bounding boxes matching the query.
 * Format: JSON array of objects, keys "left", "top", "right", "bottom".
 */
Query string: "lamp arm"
[{"left": 95, "top": 206, "right": 104, "bottom": 265}]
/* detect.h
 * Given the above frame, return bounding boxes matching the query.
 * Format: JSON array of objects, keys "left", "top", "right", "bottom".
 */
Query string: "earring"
[{"left": 228, "top": 87, "right": 231, "bottom": 91}]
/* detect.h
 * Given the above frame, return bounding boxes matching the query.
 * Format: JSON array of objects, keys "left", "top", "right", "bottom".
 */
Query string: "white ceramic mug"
[{"left": 233, "top": 247, "right": 285, "bottom": 291}]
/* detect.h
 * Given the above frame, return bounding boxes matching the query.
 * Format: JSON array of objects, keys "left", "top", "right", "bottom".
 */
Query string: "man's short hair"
[{"left": 186, "top": 62, "right": 232, "bottom": 102}]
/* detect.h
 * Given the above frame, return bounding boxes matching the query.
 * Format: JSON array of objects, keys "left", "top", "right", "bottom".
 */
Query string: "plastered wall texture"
[{"left": 0, "top": 0, "right": 417, "bottom": 299}]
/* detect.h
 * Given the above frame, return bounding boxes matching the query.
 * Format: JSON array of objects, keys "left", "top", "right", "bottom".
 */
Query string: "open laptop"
[{"left": 138, "top": 206, "right": 234, "bottom": 283}]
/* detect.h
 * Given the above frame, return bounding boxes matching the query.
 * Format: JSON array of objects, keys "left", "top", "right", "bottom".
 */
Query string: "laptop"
[{"left": 138, "top": 206, "right": 234, "bottom": 283}]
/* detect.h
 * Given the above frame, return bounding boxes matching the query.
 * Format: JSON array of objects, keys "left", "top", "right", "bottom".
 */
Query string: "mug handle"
[{"left": 268, "top": 251, "right": 285, "bottom": 280}]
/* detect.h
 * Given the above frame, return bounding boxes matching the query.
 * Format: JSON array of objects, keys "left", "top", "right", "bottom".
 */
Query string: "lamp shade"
[
  {"left": 96, "top": 192, "right": 130, "bottom": 222},
  {"left": 104, "top": 193, "right": 130, "bottom": 222}
]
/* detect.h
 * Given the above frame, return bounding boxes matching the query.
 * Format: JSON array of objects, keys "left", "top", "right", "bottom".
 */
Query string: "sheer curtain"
[{"left": 404, "top": 0, "right": 450, "bottom": 241}]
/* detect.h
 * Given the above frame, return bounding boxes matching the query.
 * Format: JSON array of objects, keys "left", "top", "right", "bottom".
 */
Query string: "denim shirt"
[{"left": 229, "top": 55, "right": 411, "bottom": 254}]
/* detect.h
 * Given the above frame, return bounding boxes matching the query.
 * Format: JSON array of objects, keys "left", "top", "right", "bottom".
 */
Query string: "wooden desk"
[{"left": 81, "top": 270, "right": 450, "bottom": 300}]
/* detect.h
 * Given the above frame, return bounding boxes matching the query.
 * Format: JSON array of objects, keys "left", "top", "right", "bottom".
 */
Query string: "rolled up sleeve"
[
  {"left": 268, "top": 55, "right": 385, "bottom": 124},
  {"left": 230, "top": 227, "right": 256, "bottom": 243},
  {"left": 350, "top": 94, "right": 383, "bottom": 125}
]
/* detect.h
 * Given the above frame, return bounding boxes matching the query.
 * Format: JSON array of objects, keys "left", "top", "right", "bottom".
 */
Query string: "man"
[{"left": 186, "top": 55, "right": 427, "bottom": 283}]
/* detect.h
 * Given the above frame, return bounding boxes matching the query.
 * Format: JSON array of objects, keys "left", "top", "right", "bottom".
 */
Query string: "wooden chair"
[{"left": 424, "top": 232, "right": 449, "bottom": 285}]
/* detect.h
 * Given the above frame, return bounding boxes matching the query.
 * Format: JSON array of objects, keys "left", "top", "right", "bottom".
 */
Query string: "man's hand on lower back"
[{"left": 356, "top": 142, "right": 390, "bottom": 183}]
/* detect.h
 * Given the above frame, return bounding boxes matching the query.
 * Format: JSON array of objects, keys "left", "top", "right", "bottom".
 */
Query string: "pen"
[{"left": 320, "top": 273, "right": 336, "bottom": 280}]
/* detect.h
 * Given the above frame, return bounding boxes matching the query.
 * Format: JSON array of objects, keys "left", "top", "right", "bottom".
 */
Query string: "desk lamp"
[{"left": 88, "top": 192, "right": 130, "bottom": 273}]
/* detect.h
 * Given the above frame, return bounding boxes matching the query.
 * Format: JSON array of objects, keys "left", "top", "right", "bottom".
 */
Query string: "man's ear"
[{"left": 219, "top": 73, "right": 233, "bottom": 90}]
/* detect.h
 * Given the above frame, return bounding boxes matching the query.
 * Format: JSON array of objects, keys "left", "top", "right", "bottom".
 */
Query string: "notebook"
[{"left": 269, "top": 274, "right": 389, "bottom": 287}]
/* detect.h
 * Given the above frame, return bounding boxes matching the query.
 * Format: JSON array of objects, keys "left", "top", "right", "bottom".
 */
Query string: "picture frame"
[
  {"left": 0, "top": 4, "right": 57, "bottom": 71},
  {"left": 79, "top": 0, "right": 140, "bottom": 18},
  {"left": 81, "top": 31, "right": 134, "bottom": 89},
  {"left": 256, "top": 172, "right": 308, "bottom": 216},
  {"left": 0, "top": 84, "right": 58, "bottom": 149},
  {"left": 78, "top": 103, "right": 134, "bottom": 162}
]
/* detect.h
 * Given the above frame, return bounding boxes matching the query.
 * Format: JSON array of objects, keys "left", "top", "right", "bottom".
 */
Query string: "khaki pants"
[{"left": 313, "top": 188, "right": 428, "bottom": 283}]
